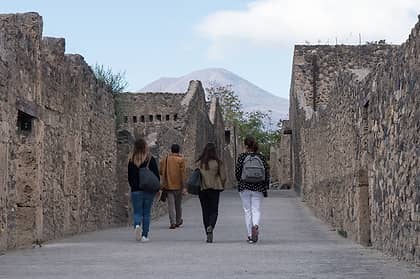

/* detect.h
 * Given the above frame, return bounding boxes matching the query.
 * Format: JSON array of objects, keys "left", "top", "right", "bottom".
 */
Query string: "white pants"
[{"left": 239, "top": 190, "right": 263, "bottom": 237}]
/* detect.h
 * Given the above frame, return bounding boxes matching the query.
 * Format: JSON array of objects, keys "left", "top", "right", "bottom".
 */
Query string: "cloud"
[{"left": 197, "top": 0, "right": 420, "bottom": 47}]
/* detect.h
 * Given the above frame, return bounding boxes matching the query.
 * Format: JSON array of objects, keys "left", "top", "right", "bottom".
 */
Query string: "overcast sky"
[{"left": 2, "top": 1, "right": 419, "bottom": 99}]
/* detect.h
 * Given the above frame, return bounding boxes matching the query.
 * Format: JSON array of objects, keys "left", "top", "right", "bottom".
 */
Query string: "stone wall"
[
  {"left": 289, "top": 19, "right": 420, "bottom": 264},
  {"left": 0, "top": 12, "right": 236, "bottom": 252},
  {"left": 270, "top": 121, "right": 291, "bottom": 189},
  {"left": 0, "top": 13, "right": 122, "bottom": 252},
  {"left": 115, "top": 81, "right": 234, "bottom": 223}
]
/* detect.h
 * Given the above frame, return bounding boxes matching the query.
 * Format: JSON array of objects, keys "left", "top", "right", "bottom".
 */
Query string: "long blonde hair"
[{"left": 130, "top": 138, "right": 149, "bottom": 167}]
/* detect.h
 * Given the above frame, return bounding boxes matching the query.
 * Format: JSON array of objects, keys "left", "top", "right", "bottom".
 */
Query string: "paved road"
[{"left": 0, "top": 190, "right": 419, "bottom": 279}]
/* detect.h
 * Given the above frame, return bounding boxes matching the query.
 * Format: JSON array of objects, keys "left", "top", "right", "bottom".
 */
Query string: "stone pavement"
[{"left": 0, "top": 190, "right": 419, "bottom": 279}]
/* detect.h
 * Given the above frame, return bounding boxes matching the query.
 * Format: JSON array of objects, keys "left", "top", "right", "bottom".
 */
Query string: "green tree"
[
  {"left": 93, "top": 63, "right": 128, "bottom": 94},
  {"left": 205, "top": 83, "right": 282, "bottom": 158},
  {"left": 205, "top": 83, "right": 243, "bottom": 126},
  {"left": 239, "top": 111, "right": 280, "bottom": 158}
]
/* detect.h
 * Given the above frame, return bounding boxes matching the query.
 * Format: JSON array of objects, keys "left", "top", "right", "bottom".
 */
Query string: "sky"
[{"left": 2, "top": 1, "right": 420, "bottom": 99}]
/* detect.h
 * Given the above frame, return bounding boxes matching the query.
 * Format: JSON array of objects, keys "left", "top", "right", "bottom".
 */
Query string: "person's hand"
[{"left": 182, "top": 188, "right": 188, "bottom": 195}]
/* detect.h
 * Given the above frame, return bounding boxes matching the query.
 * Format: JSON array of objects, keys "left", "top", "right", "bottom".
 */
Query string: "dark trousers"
[{"left": 199, "top": 189, "right": 220, "bottom": 231}]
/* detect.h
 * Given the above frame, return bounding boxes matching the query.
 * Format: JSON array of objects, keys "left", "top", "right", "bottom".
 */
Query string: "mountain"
[{"left": 139, "top": 68, "right": 289, "bottom": 125}]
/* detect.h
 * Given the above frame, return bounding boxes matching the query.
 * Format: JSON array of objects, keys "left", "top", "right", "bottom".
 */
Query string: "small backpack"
[{"left": 241, "top": 154, "right": 265, "bottom": 183}]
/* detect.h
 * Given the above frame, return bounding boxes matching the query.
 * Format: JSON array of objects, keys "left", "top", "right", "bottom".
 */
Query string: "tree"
[
  {"left": 239, "top": 111, "right": 280, "bottom": 158},
  {"left": 93, "top": 63, "right": 128, "bottom": 94},
  {"left": 205, "top": 83, "right": 243, "bottom": 126},
  {"left": 205, "top": 83, "right": 282, "bottom": 158}
]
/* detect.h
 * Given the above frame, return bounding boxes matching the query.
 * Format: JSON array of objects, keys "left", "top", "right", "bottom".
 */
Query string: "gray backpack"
[{"left": 241, "top": 154, "right": 265, "bottom": 183}]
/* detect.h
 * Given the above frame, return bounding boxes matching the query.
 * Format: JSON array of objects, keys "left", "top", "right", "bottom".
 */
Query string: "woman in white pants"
[{"left": 235, "top": 135, "right": 270, "bottom": 243}]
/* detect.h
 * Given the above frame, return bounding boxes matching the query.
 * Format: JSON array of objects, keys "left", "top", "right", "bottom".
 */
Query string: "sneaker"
[
  {"left": 251, "top": 225, "right": 259, "bottom": 243},
  {"left": 169, "top": 224, "right": 177, "bottom": 229},
  {"left": 141, "top": 236, "right": 150, "bottom": 242},
  {"left": 247, "top": 237, "right": 254, "bottom": 244},
  {"left": 175, "top": 219, "right": 183, "bottom": 228},
  {"left": 206, "top": 226, "right": 213, "bottom": 243},
  {"left": 135, "top": 225, "right": 142, "bottom": 241}
]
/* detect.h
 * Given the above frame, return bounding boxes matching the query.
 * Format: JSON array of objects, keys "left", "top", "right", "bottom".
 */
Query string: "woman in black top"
[
  {"left": 235, "top": 135, "right": 269, "bottom": 244},
  {"left": 128, "top": 138, "right": 159, "bottom": 242}
]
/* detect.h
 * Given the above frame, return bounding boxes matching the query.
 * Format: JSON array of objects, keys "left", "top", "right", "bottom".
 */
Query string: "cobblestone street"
[{"left": 0, "top": 190, "right": 419, "bottom": 279}]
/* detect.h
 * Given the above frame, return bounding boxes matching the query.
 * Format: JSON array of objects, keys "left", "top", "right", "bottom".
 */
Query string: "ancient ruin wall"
[
  {"left": 289, "top": 20, "right": 420, "bottom": 263},
  {"left": 208, "top": 96, "right": 235, "bottom": 186},
  {"left": 290, "top": 44, "right": 395, "bottom": 195},
  {"left": 270, "top": 121, "right": 291, "bottom": 188},
  {"left": 0, "top": 13, "right": 121, "bottom": 251},
  {"left": 366, "top": 22, "right": 420, "bottom": 262},
  {"left": 115, "top": 81, "right": 234, "bottom": 222}
]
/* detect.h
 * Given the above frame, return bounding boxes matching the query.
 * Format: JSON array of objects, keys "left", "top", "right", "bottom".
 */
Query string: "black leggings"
[{"left": 198, "top": 189, "right": 220, "bottom": 231}]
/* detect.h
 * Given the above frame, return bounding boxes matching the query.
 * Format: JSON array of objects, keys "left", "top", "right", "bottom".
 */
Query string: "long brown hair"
[
  {"left": 244, "top": 135, "right": 258, "bottom": 152},
  {"left": 130, "top": 138, "right": 149, "bottom": 167},
  {"left": 196, "top": 142, "right": 220, "bottom": 170}
]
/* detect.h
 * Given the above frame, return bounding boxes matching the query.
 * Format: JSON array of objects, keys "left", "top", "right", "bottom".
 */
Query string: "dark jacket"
[
  {"left": 128, "top": 156, "right": 160, "bottom": 192},
  {"left": 235, "top": 152, "right": 269, "bottom": 193}
]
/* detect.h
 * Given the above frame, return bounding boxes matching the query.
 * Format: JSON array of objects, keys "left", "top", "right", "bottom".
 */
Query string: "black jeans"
[{"left": 199, "top": 189, "right": 221, "bottom": 232}]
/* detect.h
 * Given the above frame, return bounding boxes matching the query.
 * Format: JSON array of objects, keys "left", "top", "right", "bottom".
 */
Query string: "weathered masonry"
[
  {"left": 0, "top": 13, "right": 232, "bottom": 252},
  {"left": 0, "top": 13, "right": 120, "bottom": 251},
  {"left": 269, "top": 120, "right": 292, "bottom": 189},
  {"left": 289, "top": 19, "right": 420, "bottom": 264},
  {"left": 114, "top": 83, "right": 235, "bottom": 219}
]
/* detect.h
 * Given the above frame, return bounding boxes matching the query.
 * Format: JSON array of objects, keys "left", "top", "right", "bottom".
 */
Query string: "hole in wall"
[{"left": 17, "top": 110, "right": 35, "bottom": 134}]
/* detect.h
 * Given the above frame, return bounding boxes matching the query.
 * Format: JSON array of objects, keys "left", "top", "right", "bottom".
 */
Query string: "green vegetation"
[
  {"left": 92, "top": 63, "right": 128, "bottom": 94},
  {"left": 205, "top": 83, "right": 282, "bottom": 158},
  {"left": 206, "top": 83, "right": 243, "bottom": 126}
]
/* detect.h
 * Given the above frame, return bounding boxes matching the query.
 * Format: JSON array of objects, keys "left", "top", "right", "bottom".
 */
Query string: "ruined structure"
[
  {"left": 269, "top": 120, "right": 292, "bottom": 189},
  {"left": 0, "top": 13, "right": 120, "bottom": 251},
  {"left": 0, "top": 13, "right": 232, "bottom": 252},
  {"left": 115, "top": 84, "right": 235, "bottom": 219},
  {"left": 289, "top": 19, "right": 420, "bottom": 263}
]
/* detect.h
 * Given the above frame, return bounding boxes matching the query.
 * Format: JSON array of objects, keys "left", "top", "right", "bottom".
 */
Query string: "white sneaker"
[
  {"left": 135, "top": 225, "right": 142, "bottom": 241},
  {"left": 141, "top": 236, "right": 150, "bottom": 242}
]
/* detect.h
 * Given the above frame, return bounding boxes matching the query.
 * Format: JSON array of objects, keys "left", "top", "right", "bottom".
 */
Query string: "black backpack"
[{"left": 139, "top": 157, "right": 160, "bottom": 193}]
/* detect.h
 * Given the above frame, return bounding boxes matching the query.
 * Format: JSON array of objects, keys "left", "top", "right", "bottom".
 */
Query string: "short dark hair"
[{"left": 171, "top": 144, "right": 180, "bottom": 153}]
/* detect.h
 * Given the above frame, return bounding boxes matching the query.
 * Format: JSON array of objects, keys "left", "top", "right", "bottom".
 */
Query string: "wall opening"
[
  {"left": 173, "top": 114, "right": 178, "bottom": 121},
  {"left": 133, "top": 116, "right": 137, "bottom": 123},
  {"left": 224, "top": 130, "right": 231, "bottom": 144},
  {"left": 17, "top": 110, "right": 35, "bottom": 134},
  {"left": 165, "top": 115, "right": 170, "bottom": 121},
  {"left": 141, "top": 116, "right": 145, "bottom": 123},
  {"left": 156, "top": 115, "right": 162, "bottom": 121},
  {"left": 149, "top": 115, "right": 153, "bottom": 122},
  {"left": 124, "top": 116, "right": 128, "bottom": 123}
]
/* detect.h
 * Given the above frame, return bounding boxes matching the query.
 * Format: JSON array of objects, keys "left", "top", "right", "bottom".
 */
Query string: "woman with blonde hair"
[
  {"left": 128, "top": 138, "right": 160, "bottom": 242},
  {"left": 197, "top": 142, "right": 226, "bottom": 243}
]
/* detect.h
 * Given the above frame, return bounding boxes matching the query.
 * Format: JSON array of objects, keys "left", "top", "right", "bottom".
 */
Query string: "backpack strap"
[
  {"left": 163, "top": 155, "right": 169, "bottom": 181},
  {"left": 145, "top": 155, "right": 151, "bottom": 169}
]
